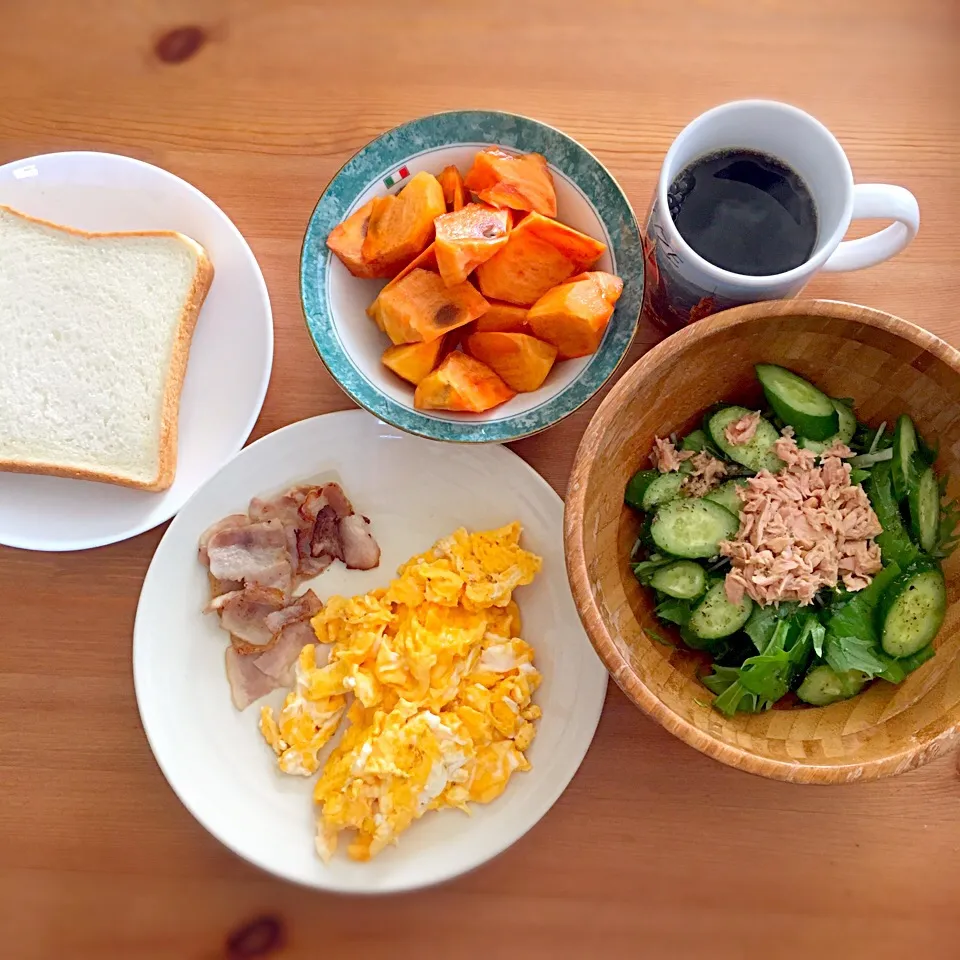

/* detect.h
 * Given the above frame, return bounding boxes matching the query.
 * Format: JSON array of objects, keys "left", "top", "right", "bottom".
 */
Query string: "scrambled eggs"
[{"left": 259, "top": 522, "right": 543, "bottom": 862}]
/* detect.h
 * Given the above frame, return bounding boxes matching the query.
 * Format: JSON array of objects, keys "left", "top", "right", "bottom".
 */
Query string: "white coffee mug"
[{"left": 643, "top": 100, "right": 920, "bottom": 329}]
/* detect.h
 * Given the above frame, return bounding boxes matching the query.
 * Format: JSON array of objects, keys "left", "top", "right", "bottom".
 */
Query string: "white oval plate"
[
  {"left": 133, "top": 410, "right": 607, "bottom": 893},
  {"left": 0, "top": 152, "right": 272, "bottom": 551}
]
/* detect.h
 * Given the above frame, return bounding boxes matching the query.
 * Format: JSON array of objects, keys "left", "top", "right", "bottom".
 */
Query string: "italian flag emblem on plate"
[{"left": 383, "top": 166, "right": 410, "bottom": 189}]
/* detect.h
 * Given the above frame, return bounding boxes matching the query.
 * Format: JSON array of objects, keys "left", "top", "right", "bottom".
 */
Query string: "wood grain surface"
[{"left": 1, "top": 2, "right": 958, "bottom": 957}]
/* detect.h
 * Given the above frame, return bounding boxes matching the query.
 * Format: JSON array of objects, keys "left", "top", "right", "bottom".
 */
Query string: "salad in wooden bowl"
[{"left": 565, "top": 299, "right": 960, "bottom": 783}]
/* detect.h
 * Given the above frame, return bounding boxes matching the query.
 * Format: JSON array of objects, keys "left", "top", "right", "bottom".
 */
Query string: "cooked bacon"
[
  {"left": 682, "top": 451, "right": 728, "bottom": 498},
  {"left": 224, "top": 646, "right": 279, "bottom": 711},
  {"left": 206, "top": 520, "right": 295, "bottom": 593},
  {"left": 310, "top": 505, "right": 343, "bottom": 560},
  {"left": 340, "top": 514, "right": 382, "bottom": 570},
  {"left": 724, "top": 411, "right": 761, "bottom": 446},
  {"left": 323, "top": 482, "right": 354, "bottom": 519},
  {"left": 720, "top": 435, "right": 882, "bottom": 606},
  {"left": 208, "top": 573, "right": 243, "bottom": 599},
  {"left": 650, "top": 436, "right": 693, "bottom": 474},
  {"left": 249, "top": 487, "right": 309, "bottom": 525},
  {"left": 263, "top": 589, "right": 322, "bottom": 634},
  {"left": 253, "top": 620, "right": 316, "bottom": 684},
  {"left": 198, "top": 514, "right": 250, "bottom": 565},
  {"left": 199, "top": 482, "right": 380, "bottom": 707},
  {"left": 206, "top": 586, "right": 289, "bottom": 649}
]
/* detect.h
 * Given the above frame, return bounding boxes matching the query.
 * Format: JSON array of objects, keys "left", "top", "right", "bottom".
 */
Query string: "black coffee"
[{"left": 667, "top": 149, "right": 818, "bottom": 276}]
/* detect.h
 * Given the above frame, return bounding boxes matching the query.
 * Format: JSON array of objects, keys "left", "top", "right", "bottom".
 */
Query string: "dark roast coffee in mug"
[{"left": 667, "top": 149, "right": 818, "bottom": 276}]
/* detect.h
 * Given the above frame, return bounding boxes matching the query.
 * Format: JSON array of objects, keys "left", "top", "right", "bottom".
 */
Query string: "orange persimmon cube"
[
  {"left": 327, "top": 200, "right": 386, "bottom": 279},
  {"left": 526, "top": 271, "right": 624, "bottom": 360},
  {"left": 361, "top": 172, "right": 445, "bottom": 277},
  {"left": 376, "top": 268, "right": 489, "bottom": 344},
  {"left": 475, "top": 226, "right": 577, "bottom": 306},
  {"left": 437, "top": 165, "right": 467, "bottom": 212},
  {"left": 414, "top": 351, "right": 516, "bottom": 412},
  {"left": 464, "top": 149, "right": 557, "bottom": 217},
  {"left": 367, "top": 243, "right": 439, "bottom": 330},
  {"left": 463, "top": 331, "right": 558, "bottom": 392},
  {"left": 473, "top": 301, "right": 530, "bottom": 334},
  {"left": 518, "top": 212, "right": 606, "bottom": 270},
  {"left": 382, "top": 337, "right": 447, "bottom": 385},
  {"left": 434, "top": 202, "right": 511, "bottom": 287}
]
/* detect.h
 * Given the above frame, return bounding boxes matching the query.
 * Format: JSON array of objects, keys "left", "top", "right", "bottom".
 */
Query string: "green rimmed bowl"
[{"left": 300, "top": 110, "right": 643, "bottom": 443}]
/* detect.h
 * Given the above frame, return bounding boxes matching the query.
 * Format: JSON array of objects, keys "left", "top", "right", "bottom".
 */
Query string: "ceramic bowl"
[
  {"left": 300, "top": 110, "right": 643, "bottom": 443},
  {"left": 565, "top": 299, "right": 960, "bottom": 783}
]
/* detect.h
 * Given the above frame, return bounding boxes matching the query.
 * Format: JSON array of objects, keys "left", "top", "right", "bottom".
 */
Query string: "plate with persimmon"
[{"left": 300, "top": 110, "right": 643, "bottom": 443}]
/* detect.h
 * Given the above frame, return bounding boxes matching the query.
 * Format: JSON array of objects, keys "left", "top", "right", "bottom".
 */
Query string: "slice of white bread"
[{"left": 0, "top": 205, "right": 213, "bottom": 492}]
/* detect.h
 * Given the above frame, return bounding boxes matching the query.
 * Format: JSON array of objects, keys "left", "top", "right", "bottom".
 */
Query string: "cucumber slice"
[
  {"left": 687, "top": 581, "right": 753, "bottom": 641},
  {"left": 908, "top": 464, "right": 939, "bottom": 553},
  {"left": 892, "top": 415, "right": 919, "bottom": 501},
  {"left": 650, "top": 498, "right": 739, "bottom": 559},
  {"left": 798, "top": 399, "right": 856, "bottom": 453},
  {"left": 756, "top": 364, "right": 839, "bottom": 441},
  {"left": 625, "top": 469, "right": 659, "bottom": 511},
  {"left": 880, "top": 561, "right": 946, "bottom": 658},
  {"left": 707, "top": 406, "right": 784, "bottom": 473},
  {"left": 641, "top": 472, "right": 687, "bottom": 511},
  {"left": 649, "top": 560, "right": 707, "bottom": 600},
  {"left": 704, "top": 479, "right": 749, "bottom": 517},
  {"left": 796, "top": 664, "right": 867, "bottom": 706}
]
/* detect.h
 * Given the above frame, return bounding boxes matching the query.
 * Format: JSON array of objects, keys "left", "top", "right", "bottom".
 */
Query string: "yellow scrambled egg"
[{"left": 259, "top": 522, "right": 543, "bottom": 862}]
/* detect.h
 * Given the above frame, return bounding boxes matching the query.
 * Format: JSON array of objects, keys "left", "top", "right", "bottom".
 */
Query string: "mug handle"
[{"left": 821, "top": 183, "right": 920, "bottom": 272}]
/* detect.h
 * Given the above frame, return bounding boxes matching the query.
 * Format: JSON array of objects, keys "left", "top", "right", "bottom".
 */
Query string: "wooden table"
[{"left": 2, "top": 2, "right": 958, "bottom": 957}]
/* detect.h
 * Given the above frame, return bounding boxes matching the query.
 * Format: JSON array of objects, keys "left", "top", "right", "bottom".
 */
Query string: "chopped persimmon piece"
[
  {"left": 464, "top": 149, "right": 557, "bottom": 217},
  {"left": 434, "top": 202, "right": 511, "bottom": 287},
  {"left": 518, "top": 213, "right": 606, "bottom": 270},
  {"left": 376, "top": 268, "right": 489, "bottom": 344},
  {"left": 367, "top": 244, "right": 439, "bottom": 330},
  {"left": 382, "top": 337, "right": 448, "bottom": 385},
  {"left": 326, "top": 200, "right": 386, "bottom": 279},
  {"left": 464, "top": 331, "right": 558, "bottom": 392},
  {"left": 414, "top": 351, "right": 516, "bottom": 413},
  {"left": 526, "top": 271, "right": 624, "bottom": 360},
  {"left": 473, "top": 301, "right": 530, "bottom": 334},
  {"left": 475, "top": 226, "right": 577, "bottom": 306},
  {"left": 437, "top": 165, "right": 467, "bottom": 212},
  {"left": 361, "top": 172, "right": 445, "bottom": 277}
]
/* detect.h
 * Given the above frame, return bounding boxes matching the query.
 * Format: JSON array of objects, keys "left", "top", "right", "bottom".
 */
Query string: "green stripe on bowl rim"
[{"left": 300, "top": 110, "right": 643, "bottom": 443}]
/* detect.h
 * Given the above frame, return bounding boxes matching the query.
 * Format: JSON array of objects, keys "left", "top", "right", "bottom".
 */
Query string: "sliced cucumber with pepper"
[
  {"left": 642, "top": 472, "right": 687, "bottom": 511},
  {"left": 649, "top": 560, "right": 707, "bottom": 600},
  {"left": 796, "top": 665, "right": 868, "bottom": 706},
  {"left": 880, "top": 559, "right": 946, "bottom": 658},
  {"left": 687, "top": 581, "right": 753, "bottom": 641},
  {"left": 908, "top": 463, "right": 940, "bottom": 553},
  {"left": 704, "top": 478, "right": 749, "bottom": 516},
  {"left": 756, "top": 364, "right": 839, "bottom": 441},
  {"left": 624, "top": 469, "right": 659, "bottom": 511},
  {"left": 798, "top": 399, "right": 856, "bottom": 453},
  {"left": 891, "top": 414, "right": 919, "bottom": 501},
  {"left": 649, "top": 498, "right": 739, "bottom": 559},
  {"left": 707, "top": 405, "right": 784, "bottom": 473}
]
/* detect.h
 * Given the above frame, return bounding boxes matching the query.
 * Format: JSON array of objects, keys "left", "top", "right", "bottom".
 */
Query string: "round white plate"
[
  {"left": 0, "top": 151, "right": 272, "bottom": 551},
  {"left": 133, "top": 410, "right": 607, "bottom": 893}
]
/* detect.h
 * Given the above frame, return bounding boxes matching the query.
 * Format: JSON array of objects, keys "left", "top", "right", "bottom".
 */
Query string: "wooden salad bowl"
[{"left": 565, "top": 299, "right": 960, "bottom": 783}]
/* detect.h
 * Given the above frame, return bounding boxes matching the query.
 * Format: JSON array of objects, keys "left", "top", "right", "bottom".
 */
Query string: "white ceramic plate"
[
  {"left": 0, "top": 151, "right": 272, "bottom": 551},
  {"left": 133, "top": 410, "right": 607, "bottom": 893}
]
